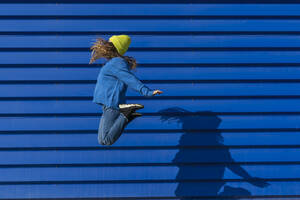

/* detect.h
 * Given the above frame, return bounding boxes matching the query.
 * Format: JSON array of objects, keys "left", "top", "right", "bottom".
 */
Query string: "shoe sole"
[
  {"left": 119, "top": 104, "right": 144, "bottom": 109},
  {"left": 131, "top": 112, "right": 142, "bottom": 116},
  {"left": 119, "top": 104, "right": 144, "bottom": 114}
]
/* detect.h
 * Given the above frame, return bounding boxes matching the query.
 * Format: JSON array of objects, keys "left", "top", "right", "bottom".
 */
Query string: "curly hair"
[{"left": 88, "top": 36, "right": 137, "bottom": 70}]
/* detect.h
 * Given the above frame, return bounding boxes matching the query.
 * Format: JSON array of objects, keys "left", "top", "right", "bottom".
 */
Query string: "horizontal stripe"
[
  {"left": 2, "top": 35, "right": 300, "bottom": 48},
  {"left": 1, "top": 4, "right": 300, "bottom": 16},
  {"left": 0, "top": 164, "right": 298, "bottom": 182},
  {"left": 2, "top": 51, "right": 300, "bottom": 64},
  {"left": 1, "top": 83, "right": 300, "bottom": 97},
  {"left": 0, "top": 148, "right": 299, "bottom": 164},
  {"left": 0, "top": 131, "right": 299, "bottom": 148},
  {"left": 0, "top": 115, "right": 299, "bottom": 131},
  {"left": 2, "top": 20, "right": 300, "bottom": 32},
  {"left": 1, "top": 66, "right": 300, "bottom": 81},
  {"left": 2, "top": 99, "right": 300, "bottom": 114},
  {"left": 0, "top": 181, "right": 299, "bottom": 198}
]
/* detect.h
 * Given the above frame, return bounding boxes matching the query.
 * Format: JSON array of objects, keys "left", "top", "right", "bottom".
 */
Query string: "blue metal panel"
[
  {"left": 2, "top": 35, "right": 300, "bottom": 48},
  {"left": 2, "top": 99, "right": 300, "bottom": 114},
  {"left": 0, "top": 148, "right": 300, "bottom": 164},
  {"left": 1, "top": 67, "right": 300, "bottom": 81},
  {"left": 1, "top": 4, "right": 300, "bottom": 16},
  {"left": 1, "top": 2, "right": 300, "bottom": 199},
  {"left": 2, "top": 19, "right": 300, "bottom": 32},
  {"left": 0, "top": 182, "right": 299, "bottom": 199},
  {"left": 0, "top": 115, "right": 299, "bottom": 131},
  {"left": 0, "top": 165, "right": 299, "bottom": 181},
  {"left": 2, "top": 51, "right": 300, "bottom": 64},
  {"left": 0, "top": 132, "right": 300, "bottom": 148},
  {"left": 1, "top": 83, "right": 300, "bottom": 97}
]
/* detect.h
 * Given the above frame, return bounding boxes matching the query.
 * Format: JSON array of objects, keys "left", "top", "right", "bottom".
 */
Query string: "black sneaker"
[
  {"left": 120, "top": 106, "right": 138, "bottom": 120},
  {"left": 127, "top": 112, "right": 143, "bottom": 123}
]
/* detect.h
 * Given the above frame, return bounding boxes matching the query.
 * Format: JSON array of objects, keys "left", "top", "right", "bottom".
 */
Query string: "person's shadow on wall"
[{"left": 158, "top": 107, "right": 270, "bottom": 200}]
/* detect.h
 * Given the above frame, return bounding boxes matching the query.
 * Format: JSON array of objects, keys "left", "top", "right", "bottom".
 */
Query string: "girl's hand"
[{"left": 153, "top": 90, "right": 163, "bottom": 95}]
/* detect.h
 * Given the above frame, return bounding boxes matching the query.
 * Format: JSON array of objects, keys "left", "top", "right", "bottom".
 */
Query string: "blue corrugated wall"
[{"left": 1, "top": 2, "right": 300, "bottom": 199}]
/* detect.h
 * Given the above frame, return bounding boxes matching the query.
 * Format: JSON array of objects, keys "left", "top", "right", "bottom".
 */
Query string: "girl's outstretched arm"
[{"left": 109, "top": 57, "right": 155, "bottom": 97}]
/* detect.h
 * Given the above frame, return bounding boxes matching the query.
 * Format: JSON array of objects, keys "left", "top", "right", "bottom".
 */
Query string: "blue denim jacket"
[{"left": 93, "top": 56, "right": 154, "bottom": 110}]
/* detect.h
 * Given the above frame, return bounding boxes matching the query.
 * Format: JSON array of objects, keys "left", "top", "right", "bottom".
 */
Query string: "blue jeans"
[{"left": 97, "top": 105, "right": 129, "bottom": 145}]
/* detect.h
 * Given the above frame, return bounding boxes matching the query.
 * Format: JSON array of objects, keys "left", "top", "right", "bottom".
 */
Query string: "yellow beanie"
[{"left": 108, "top": 35, "right": 131, "bottom": 56}]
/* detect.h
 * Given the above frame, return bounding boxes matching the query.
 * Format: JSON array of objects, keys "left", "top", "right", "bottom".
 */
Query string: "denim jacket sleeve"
[{"left": 109, "top": 57, "right": 154, "bottom": 97}]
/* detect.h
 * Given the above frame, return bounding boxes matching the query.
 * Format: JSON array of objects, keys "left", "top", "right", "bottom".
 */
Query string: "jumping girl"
[{"left": 89, "top": 34, "right": 163, "bottom": 146}]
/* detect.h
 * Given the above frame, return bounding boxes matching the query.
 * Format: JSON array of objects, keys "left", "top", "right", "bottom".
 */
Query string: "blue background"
[{"left": 0, "top": 2, "right": 300, "bottom": 199}]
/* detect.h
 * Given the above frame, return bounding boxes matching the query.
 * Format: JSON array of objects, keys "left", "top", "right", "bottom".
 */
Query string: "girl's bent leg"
[
  {"left": 97, "top": 113, "right": 106, "bottom": 145},
  {"left": 98, "top": 105, "right": 128, "bottom": 146}
]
